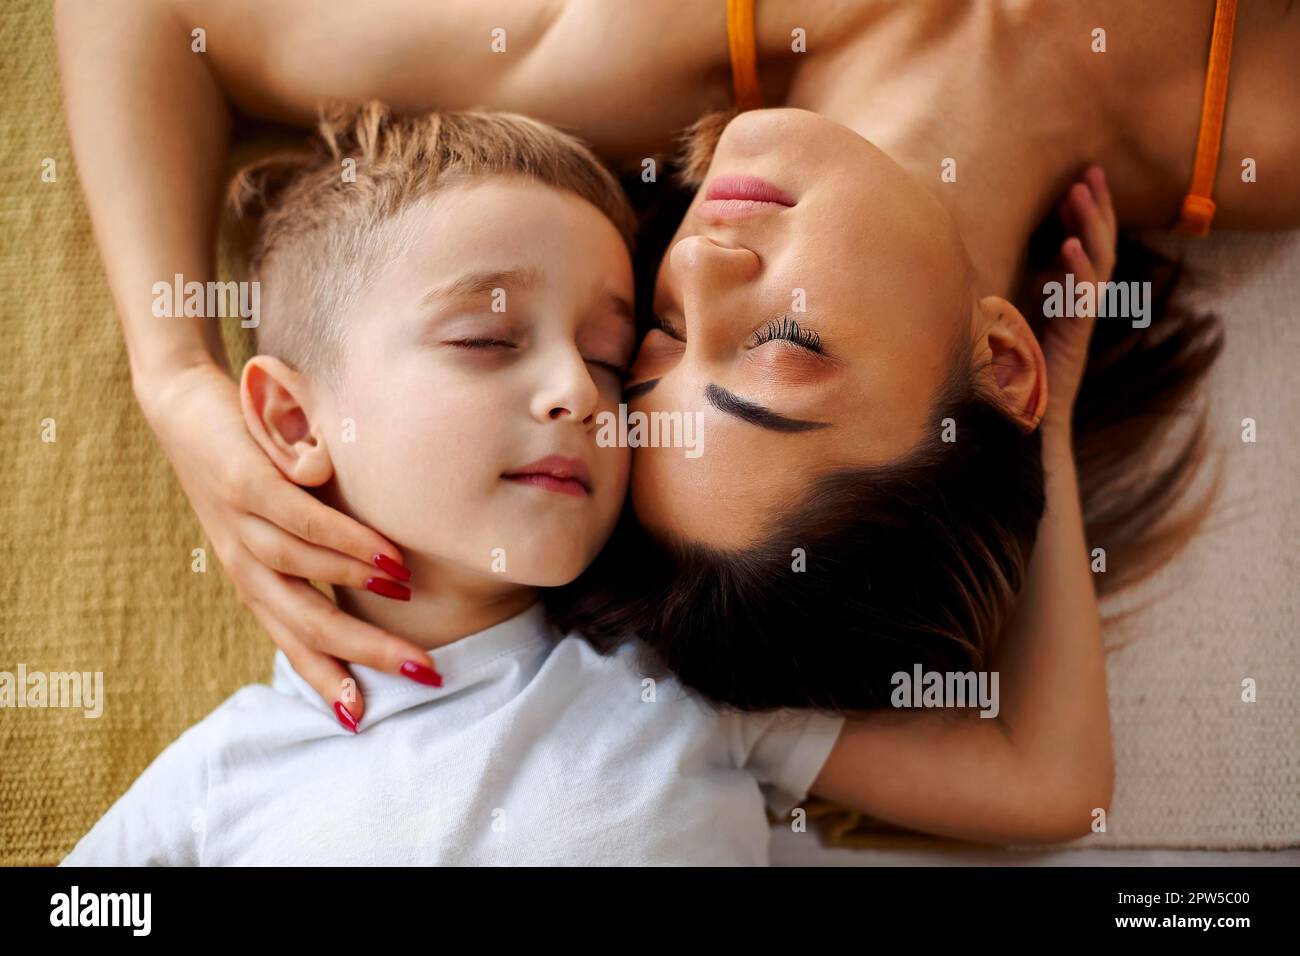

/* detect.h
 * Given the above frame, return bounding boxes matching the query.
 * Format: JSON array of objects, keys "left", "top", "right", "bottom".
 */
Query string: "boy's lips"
[{"left": 502, "top": 455, "right": 593, "bottom": 497}]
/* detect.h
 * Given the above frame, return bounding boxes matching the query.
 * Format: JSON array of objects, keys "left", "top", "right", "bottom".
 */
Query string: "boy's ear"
[
  {"left": 972, "top": 296, "right": 1048, "bottom": 431},
  {"left": 239, "top": 356, "right": 333, "bottom": 487}
]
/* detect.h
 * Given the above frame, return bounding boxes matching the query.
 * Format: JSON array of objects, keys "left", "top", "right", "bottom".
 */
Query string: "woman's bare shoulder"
[
  {"left": 1092, "top": 0, "right": 1300, "bottom": 228},
  {"left": 1207, "top": 0, "right": 1300, "bottom": 228},
  {"left": 175, "top": 0, "right": 731, "bottom": 163}
]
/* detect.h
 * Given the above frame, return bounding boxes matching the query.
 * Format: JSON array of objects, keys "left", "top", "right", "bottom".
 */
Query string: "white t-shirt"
[{"left": 60, "top": 603, "right": 846, "bottom": 866}]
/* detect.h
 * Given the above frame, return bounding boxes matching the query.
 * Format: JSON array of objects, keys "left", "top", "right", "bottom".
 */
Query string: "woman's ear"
[
  {"left": 972, "top": 296, "right": 1049, "bottom": 431},
  {"left": 239, "top": 356, "right": 334, "bottom": 487}
]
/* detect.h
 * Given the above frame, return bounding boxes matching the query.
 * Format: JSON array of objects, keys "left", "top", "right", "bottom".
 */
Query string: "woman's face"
[{"left": 627, "top": 108, "right": 977, "bottom": 548}]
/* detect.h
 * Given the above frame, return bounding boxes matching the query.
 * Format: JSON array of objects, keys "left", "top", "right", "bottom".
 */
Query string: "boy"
[{"left": 60, "top": 103, "right": 847, "bottom": 866}]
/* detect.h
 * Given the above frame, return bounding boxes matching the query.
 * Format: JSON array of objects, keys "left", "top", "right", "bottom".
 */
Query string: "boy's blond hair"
[{"left": 229, "top": 101, "right": 637, "bottom": 384}]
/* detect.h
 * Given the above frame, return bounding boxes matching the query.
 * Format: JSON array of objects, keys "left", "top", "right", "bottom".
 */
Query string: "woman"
[{"left": 55, "top": 0, "right": 1299, "bottom": 716}]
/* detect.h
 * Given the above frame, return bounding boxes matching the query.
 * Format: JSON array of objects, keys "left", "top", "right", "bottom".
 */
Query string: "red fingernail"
[
  {"left": 373, "top": 553, "right": 411, "bottom": 582},
  {"left": 334, "top": 701, "right": 359, "bottom": 734},
  {"left": 366, "top": 577, "right": 411, "bottom": 601},
  {"left": 401, "top": 660, "right": 443, "bottom": 687}
]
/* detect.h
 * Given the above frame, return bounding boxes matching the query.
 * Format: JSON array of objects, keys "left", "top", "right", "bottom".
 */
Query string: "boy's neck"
[{"left": 336, "top": 556, "right": 540, "bottom": 653}]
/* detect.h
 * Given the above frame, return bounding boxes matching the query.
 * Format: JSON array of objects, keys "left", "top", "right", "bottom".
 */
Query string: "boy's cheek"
[
  {"left": 593, "top": 439, "right": 631, "bottom": 488},
  {"left": 591, "top": 443, "right": 631, "bottom": 526}
]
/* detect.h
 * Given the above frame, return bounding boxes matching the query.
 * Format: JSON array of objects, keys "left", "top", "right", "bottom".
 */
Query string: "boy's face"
[{"left": 319, "top": 177, "right": 634, "bottom": 586}]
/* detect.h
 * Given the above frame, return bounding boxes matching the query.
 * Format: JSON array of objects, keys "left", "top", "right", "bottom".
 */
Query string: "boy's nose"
[{"left": 531, "top": 355, "right": 600, "bottom": 427}]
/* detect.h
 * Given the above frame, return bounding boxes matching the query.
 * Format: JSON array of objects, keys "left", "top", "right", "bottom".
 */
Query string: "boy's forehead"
[
  {"left": 418, "top": 263, "right": 634, "bottom": 329},
  {"left": 386, "top": 180, "right": 635, "bottom": 323},
  {"left": 407, "top": 182, "right": 631, "bottom": 269}
]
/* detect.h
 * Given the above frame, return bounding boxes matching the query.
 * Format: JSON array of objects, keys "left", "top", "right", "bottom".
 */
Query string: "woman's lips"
[
  {"left": 703, "top": 175, "right": 796, "bottom": 206},
  {"left": 697, "top": 174, "right": 796, "bottom": 223},
  {"left": 502, "top": 455, "right": 592, "bottom": 498}
]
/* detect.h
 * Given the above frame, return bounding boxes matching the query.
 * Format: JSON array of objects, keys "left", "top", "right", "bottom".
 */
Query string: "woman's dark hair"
[
  {"left": 549, "top": 364, "right": 1044, "bottom": 715},
  {"left": 1024, "top": 229, "right": 1224, "bottom": 596},
  {"left": 548, "top": 123, "right": 1224, "bottom": 715}
]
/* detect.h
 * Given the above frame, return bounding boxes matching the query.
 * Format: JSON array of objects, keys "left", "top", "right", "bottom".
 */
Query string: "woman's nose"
[
  {"left": 668, "top": 235, "right": 762, "bottom": 355},
  {"left": 670, "top": 235, "right": 761, "bottom": 292}
]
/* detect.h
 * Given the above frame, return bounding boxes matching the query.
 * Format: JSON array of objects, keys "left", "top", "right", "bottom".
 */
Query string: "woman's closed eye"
[
  {"left": 749, "top": 314, "right": 823, "bottom": 354},
  {"left": 651, "top": 312, "right": 686, "bottom": 341},
  {"left": 652, "top": 311, "right": 824, "bottom": 354},
  {"left": 629, "top": 320, "right": 686, "bottom": 382}
]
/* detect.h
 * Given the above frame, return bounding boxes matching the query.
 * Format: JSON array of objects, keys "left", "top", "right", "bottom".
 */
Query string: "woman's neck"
[
  {"left": 336, "top": 557, "right": 540, "bottom": 653},
  {"left": 834, "top": 100, "right": 1088, "bottom": 297},
  {"left": 778, "top": 0, "right": 1106, "bottom": 296}
]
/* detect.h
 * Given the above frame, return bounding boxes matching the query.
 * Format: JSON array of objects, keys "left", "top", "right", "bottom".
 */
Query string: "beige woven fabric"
[
  {"left": 811, "top": 231, "right": 1300, "bottom": 851},
  {"left": 0, "top": 0, "right": 266, "bottom": 866},
  {"left": 1092, "top": 230, "right": 1300, "bottom": 848},
  {"left": 2, "top": 0, "right": 1295, "bottom": 864}
]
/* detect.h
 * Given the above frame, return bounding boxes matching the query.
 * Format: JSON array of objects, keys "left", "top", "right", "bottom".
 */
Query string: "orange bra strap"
[
  {"left": 727, "top": 0, "right": 763, "bottom": 111},
  {"left": 1178, "top": 0, "right": 1238, "bottom": 236}
]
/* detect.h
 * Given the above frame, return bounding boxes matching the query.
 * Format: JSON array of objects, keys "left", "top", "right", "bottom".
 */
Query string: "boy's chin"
[
  {"left": 507, "top": 561, "right": 587, "bottom": 589},
  {"left": 495, "top": 540, "right": 603, "bottom": 589}
]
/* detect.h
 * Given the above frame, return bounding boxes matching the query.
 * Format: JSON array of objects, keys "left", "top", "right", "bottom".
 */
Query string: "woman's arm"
[
  {"left": 55, "top": 0, "right": 440, "bottom": 728},
  {"left": 810, "top": 428, "right": 1111, "bottom": 844},
  {"left": 70, "top": 0, "right": 724, "bottom": 166},
  {"left": 54, "top": 0, "right": 230, "bottom": 389},
  {"left": 809, "top": 170, "right": 1116, "bottom": 844},
  {"left": 54, "top": 0, "right": 727, "bottom": 722}
]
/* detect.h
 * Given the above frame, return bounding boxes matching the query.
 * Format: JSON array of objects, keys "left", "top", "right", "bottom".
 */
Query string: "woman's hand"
[
  {"left": 1039, "top": 165, "right": 1115, "bottom": 442},
  {"left": 137, "top": 361, "right": 437, "bottom": 732}
]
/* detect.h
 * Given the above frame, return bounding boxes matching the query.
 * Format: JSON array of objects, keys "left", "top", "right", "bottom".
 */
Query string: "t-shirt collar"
[{"left": 271, "top": 602, "right": 554, "bottom": 729}]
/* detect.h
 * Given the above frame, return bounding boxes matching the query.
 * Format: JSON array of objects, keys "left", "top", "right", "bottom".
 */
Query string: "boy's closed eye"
[
  {"left": 441, "top": 328, "right": 632, "bottom": 383},
  {"left": 579, "top": 329, "right": 635, "bottom": 381}
]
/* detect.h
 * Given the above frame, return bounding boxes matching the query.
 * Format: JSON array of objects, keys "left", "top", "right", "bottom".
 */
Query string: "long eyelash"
[
  {"left": 750, "top": 315, "right": 822, "bottom": 353},
  {"left": 651, "top": 312, "right": 686, "bottom": 341},
  {"left": 588, "top": 359, "right": 629, "bottom": 379},
  {"left": 447, "top": 338, "right": 515, "bottom": 349}
]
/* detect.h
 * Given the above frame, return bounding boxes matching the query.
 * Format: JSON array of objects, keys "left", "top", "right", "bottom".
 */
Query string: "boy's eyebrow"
[
  {"left": 420, "top": 266, "right": 545, "bottom": 306},
  {"left": 419, "top": 268, "right": 633, "bottom": 329}
]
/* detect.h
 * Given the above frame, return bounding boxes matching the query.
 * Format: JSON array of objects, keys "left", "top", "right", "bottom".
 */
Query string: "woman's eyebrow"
[{"left": 705, "top": 383, "right": 830, "bottom": 432}]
